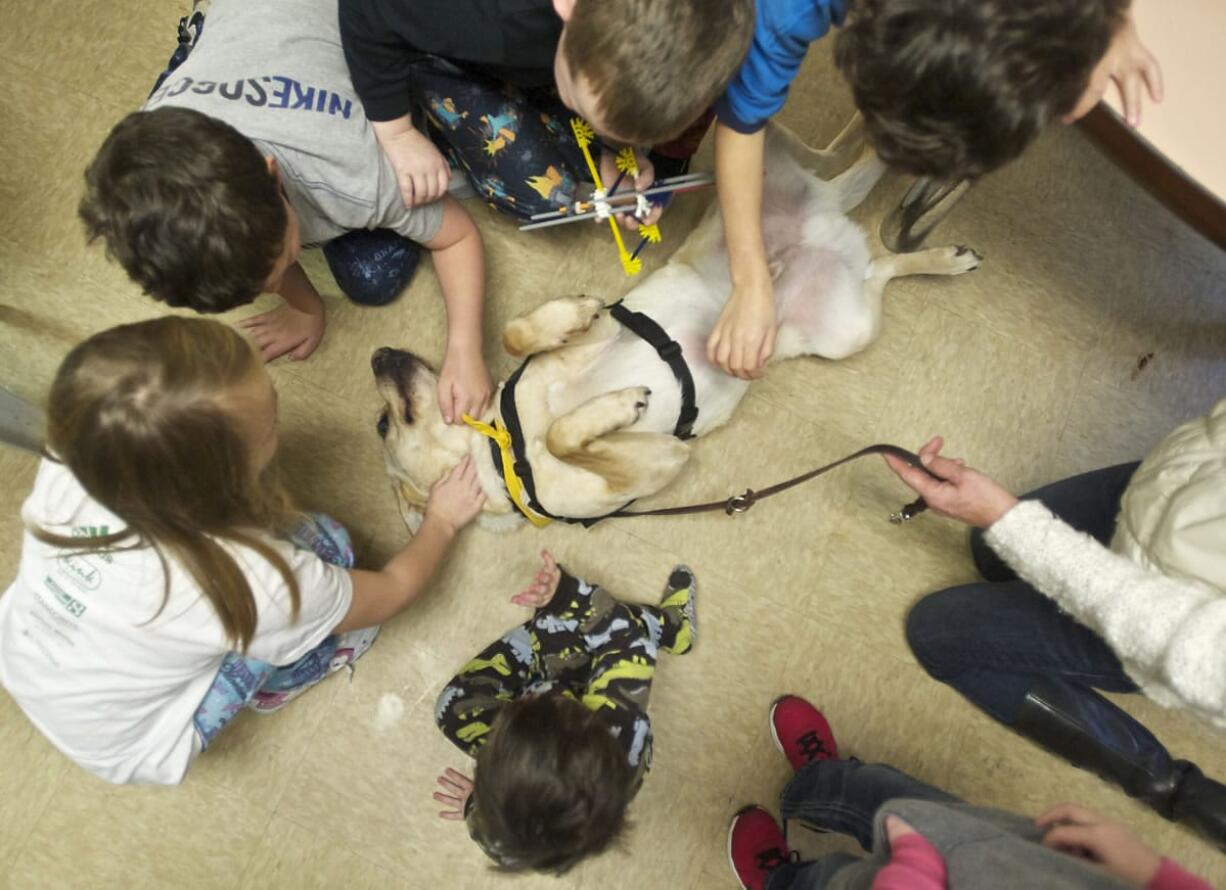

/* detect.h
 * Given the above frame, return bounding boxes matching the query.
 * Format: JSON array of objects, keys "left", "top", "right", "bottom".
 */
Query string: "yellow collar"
[{"left": 461, "top": 414, "right": 553, "bottom": 528}]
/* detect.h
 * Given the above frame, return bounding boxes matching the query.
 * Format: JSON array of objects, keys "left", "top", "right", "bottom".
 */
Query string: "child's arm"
[
  {"left": 334, "top": 456, "right": 484, "bottom": 632},
  {"left": 873, "top": 817, "right": 947, "bottom": 890},
  {"left": 237, "top": 262, "right": 327, "bottom": 362},
  {"left": 434, "top": 622, "right": 538, "bottom": 755},
  {"left": 422, "top": 197, "right": 492, "bottom": 424},
  {"left": 706, "top": 123, "right": 775, "bottom": 381}
]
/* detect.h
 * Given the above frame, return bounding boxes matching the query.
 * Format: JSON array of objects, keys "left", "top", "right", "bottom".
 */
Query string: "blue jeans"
[
  {"left": 191, "top": 514, "right": 357, "bottom": 749},
  {"left": 767, "top": 760, "right": 958, "bottom": 890},
  {"left": 150, "top": 10, "right": 422, "bottom": 307},
  {"left": 905, "top": 463, "right": 1169, "bottom": 762}
]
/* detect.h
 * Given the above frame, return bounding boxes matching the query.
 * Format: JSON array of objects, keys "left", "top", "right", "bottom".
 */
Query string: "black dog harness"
[
  {"left": 472, "top": 305, "right": 934, "bottom": 527},
  {"left": 483, "top": 301, "right": 699, "bottom": 527}
]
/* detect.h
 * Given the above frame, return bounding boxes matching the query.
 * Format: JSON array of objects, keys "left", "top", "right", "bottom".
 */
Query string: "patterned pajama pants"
[{"left": 190, "top": 513, "right": 376, "bottom": 750}]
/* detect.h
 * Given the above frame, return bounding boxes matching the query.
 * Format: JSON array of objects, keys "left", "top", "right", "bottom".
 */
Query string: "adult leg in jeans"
[
  {"left": 762, "top": 761, "right": 956, "bottom": 890},
  {"left": 780, "top": 759, "right": 958, "bottom": 851},
  {"left": 969, "top": 462, "right": 1138, "bottom": 580},
  {"left": 907, "top": 582, "right": 1226, "bottom": 843}
]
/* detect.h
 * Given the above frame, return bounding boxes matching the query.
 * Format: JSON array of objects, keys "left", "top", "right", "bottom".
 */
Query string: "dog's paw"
[
  {"left": 502, "top": 295, "right": 605, "bottom": 357},
  {"left": 948, "top": 245, "right": 983, "bottom": 274},
  {"left": 612, "top": 386, "right": 652, "bottom": 426}
]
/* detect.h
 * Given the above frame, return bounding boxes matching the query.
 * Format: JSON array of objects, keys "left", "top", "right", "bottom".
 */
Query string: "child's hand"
[
  {"left": 438, "top": 346, "right": 493, "bottom": 425},
  {"left": 882, "top": 436, "right": 1019, "bottom": 528},
  {"left": 433, "top": 768, "right": 474, "bottom": 820},
  {"left": 1064, "top": 12, "right": 1162, "bottom": 127},
  {"left": 510, "top": 549, "right": 562, "bottom": 608},
  {"left": 707, "top": 279, "right": 776, "bottom": 379},
  {"left": 1037, "top": 804, "right": 1162, "bottom": 887},
  {"left": 238, "top": 301, "right": 326, "bottom": 362},
  {"left": 423, "top": 455, "right": 486, "bottom": 534},
  {"left": 599, "top": 146, "right": 662, "bottom": 231},
  {"left": 375, "top": 120, "right": 452, "bottom": 207}
]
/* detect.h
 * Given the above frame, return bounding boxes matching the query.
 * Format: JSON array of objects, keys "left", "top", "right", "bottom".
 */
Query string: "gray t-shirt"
[{"left": 144, "top": 0, "right": 442, "bottom": 247}]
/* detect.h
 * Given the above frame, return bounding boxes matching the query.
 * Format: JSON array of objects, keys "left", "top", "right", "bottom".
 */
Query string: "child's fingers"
[
  {"left": 1041, "top": 824, "right": 1100, "bottom": 857},
  {"left": 1143, "top": 53, "right": 1164, "bottom": 102},
  {"left": 1121, "top": 73, "right": 1143, "bottom": 127},
  {"left": 438, "top": 809, "right": 465, "bottom": 821},
  {"left": 1035, "top": 802, "right": 1098, "bottom": 829},
  {"left": 439, "top": 768, "right": 472, "bottom": 789}
]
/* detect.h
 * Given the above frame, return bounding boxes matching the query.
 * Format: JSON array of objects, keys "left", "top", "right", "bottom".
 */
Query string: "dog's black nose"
[{"left": 371, "top": 347, "right": 394, "bottom": 375}]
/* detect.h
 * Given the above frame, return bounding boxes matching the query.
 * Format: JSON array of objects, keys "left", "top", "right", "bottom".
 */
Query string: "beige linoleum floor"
[{"left": 1, "top": 2, "right": 1225, "bottom": 887}]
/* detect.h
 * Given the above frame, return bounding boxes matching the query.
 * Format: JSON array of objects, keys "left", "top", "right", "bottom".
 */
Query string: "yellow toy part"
[
  {"left": 570, "top": 117, "right": 645, "bottom": 277},
  {"left": 615, "top": 145, "right": 640, "bottom": 177}
]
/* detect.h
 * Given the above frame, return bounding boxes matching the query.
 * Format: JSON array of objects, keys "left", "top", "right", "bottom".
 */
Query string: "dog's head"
[{"left": 371, "top": 347, "right": 472, "bottom": 512}]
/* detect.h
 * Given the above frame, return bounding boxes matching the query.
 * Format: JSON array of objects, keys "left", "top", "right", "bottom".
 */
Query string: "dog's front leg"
[
  {"left": 502, "top": 295, "right": 619, "bottom": 358},
  {"left": 544, "top": 387, "right": 690, "bottom": 499}
]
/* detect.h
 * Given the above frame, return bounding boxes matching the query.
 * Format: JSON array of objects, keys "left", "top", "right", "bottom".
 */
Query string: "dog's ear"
[{"left": 393, "top": 481, "right": 427, "bottom": 534}]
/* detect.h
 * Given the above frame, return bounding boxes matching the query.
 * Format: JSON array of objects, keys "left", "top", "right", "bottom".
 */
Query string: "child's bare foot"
[{"left": 238, "top": 302, "right": 325, "bottom": 361}]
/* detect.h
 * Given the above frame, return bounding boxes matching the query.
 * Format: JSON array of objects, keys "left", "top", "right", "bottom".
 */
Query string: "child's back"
[
  {"left": 141, "top": 0, "right": 441, "bottom": 256},
  {"left": 0, "top": 459, "right": 349, "bottom": 784}
]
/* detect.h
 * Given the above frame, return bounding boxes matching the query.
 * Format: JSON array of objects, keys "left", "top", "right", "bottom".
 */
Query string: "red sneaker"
[
  {"left": 727, "top": 805, "right": 794, "bottom": 890},
  {"left": 769, "top": 695, "right": 839, "bottom": 772}
]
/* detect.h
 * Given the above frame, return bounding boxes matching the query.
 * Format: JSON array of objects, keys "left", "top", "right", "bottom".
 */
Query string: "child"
[
  {"left": 0, "top": 317, "right": 485, "bottom": 785},
  {"left": 338, "top": 0, "right": 754, "bottom": 223},
  {"left": 728, "top": 695, "right": 1213, "bottom": 890},
  {"left": 432, "top": 550, "right": 697, "bottom": 872},
  {"left": 707, "top": 0, "right": 1163, "bottom": 379},
  {"left": 80, "top": 0, "right": 492, "bottom": 425}
]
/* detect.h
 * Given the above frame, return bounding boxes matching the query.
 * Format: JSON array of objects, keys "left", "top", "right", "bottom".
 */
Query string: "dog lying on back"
[{"left": 373, "top": 119, "right": 980, "bottom": 531}]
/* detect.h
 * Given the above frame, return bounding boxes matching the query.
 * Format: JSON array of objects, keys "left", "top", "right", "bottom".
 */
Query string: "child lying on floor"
[{"left": 432, "top": 550, "right": 697, "bottom": 873}]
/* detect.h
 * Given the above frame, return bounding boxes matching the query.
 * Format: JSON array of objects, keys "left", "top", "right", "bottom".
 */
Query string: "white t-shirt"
[{"left": 0, "top": 460, "right": 353, "bottom": 785}]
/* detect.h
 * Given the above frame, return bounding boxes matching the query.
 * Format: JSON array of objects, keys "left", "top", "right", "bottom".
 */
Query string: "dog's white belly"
[{"left": 547, "top": 265, "right": 751, "bottom": 439}]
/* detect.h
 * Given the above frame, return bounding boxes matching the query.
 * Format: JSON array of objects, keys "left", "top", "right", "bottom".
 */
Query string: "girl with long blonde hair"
[{"left": 0, "top": 317, "right": 483, "bottom": 784}]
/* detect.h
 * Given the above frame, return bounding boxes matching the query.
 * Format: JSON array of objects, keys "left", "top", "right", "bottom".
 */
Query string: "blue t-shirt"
[{"left": 715, "top": 0, "right": 847, "bottom": 133}]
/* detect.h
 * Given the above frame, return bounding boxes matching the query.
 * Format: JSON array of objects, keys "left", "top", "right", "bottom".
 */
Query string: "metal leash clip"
[
  {"left": 889, "top": 497, "right": 929, "bottom": 525},
  {"left": 725, "top": 489, "right": 757, "bottom": 515}
]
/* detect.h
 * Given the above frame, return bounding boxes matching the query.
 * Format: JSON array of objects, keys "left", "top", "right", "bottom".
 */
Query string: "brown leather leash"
[{"left": 604, "top": 444, "right": 932, "bottom": 523}]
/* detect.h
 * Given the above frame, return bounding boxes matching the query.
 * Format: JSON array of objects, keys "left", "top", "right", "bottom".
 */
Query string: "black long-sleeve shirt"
[{"left": 339, "top": 0, "right": 561, "bottom": 122}]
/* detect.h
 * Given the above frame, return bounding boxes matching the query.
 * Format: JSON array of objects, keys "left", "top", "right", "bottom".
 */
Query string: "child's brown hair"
[
  {"left": 563, "top": 0, "right": 755, "bottom": 145},
  {"left": 36, "top": 316, "right": 299, "bottom": 650},
  {"left": 79, "top": 107, "right": 287, "bottom": 313},
  {"left": 836, "top": 0, "right": 1129, "bottom": 179},
  {"left": 470, "top": 693, "right": 635, "bottom": 873}
]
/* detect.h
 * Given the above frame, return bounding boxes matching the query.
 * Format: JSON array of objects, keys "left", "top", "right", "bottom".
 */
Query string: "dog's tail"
[{"left": 831, "top": 149, "right": 887, "bottom": 214}]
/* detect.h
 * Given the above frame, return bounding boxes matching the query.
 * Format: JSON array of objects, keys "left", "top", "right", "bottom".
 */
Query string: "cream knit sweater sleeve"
[{"left": 984, "top": 499, "right": 1226, "bottom": 729}]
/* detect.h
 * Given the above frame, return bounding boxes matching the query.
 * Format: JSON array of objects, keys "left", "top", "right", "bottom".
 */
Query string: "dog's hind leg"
[
  {"left": 545, "top": 387, "right": 690, "bottom": 497},
  {"left": 857, "top": 245, "right": 982, "bottom": 332},
  {"left": 768, "top": 114, "right": 866, "bottom": 180},
  {"left": 502, "top": 295, "right": 619, "bottom": 358},
  {"left": 866, "top": 245, "right": 982, "bottom": 284}
]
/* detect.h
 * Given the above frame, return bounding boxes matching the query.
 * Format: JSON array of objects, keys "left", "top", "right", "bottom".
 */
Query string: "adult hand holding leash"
[{"left": 882, "top": 436, "right": 1018, "bottom": 528}]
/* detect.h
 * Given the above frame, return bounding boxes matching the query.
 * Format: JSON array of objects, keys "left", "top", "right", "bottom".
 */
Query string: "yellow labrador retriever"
[{"left": 373, "top": 120, "right": 979, "bottom": 531}]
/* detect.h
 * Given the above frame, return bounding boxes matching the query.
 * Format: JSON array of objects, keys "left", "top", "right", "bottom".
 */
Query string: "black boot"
[
  {"left": 1170, "top": 762, "right": 1226, "bottom": 847},
  {"left": 1013, "top": 678, "right": 1226, "bottom": 847}
]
